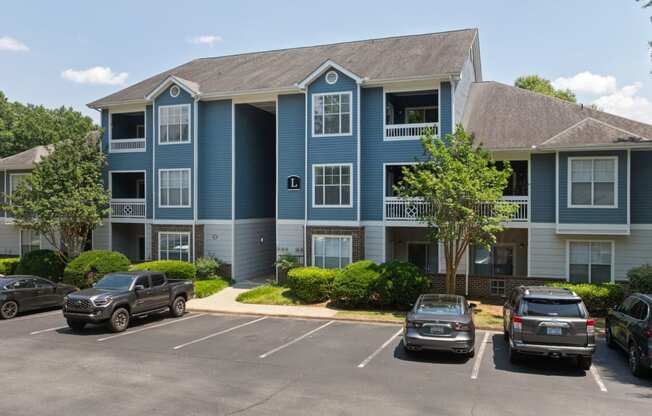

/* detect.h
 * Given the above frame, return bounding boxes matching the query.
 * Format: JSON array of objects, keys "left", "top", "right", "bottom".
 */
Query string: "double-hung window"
[
  {"left": 313, "top": 235, "right": 352, "bottom": 269},
  {"left": 10, "top": 173, "right": 29, "bottom": 195},
  {"left": 569, "top": 157, "right": 617, "bottom": 207},
  {"left": 159, "top": 169, "right": 191, "bottom": 207},
  {"left": 568, "top": 241, "right": 613, "bottom": 283},
  {"left": 313, "top": 164, "right": 352, "bottom": 207},
  {"left": 313, "top": 92, "right": 351, "bottom": 136},
  {"left": 159, "top": 232, "right": 190, "bottom": 261},
  {"left": 159, "top": 104, "right": 190, "bottom": 144}
]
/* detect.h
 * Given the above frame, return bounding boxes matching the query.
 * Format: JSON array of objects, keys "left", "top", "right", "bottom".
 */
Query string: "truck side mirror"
[{"left": 134, "top": 285, "right": 145, "bottom": 291}]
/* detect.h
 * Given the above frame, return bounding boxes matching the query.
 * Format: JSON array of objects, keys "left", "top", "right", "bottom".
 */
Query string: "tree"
[
  {"left": 3, "top": 132, "right": 110, "bottom": 260},
  {"left": 0, "top": 91, "right": 96, "bottom": 158},
  {"left": 514, "top": 75, "right": 577, "bottom": 102},
  {"left": 396, "top": 126, "right": 516, "bottom": 294},
  {"left": 637, "top": 0, "right": 652, "bottom": 65}
]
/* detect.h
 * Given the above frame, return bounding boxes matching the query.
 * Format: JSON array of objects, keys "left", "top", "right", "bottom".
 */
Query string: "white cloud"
[
  {"left": 188, "top": 35, "right": 223, "bottom": 47},
  {"left": 592, "top": 82, "right": 652, "bottom": 124},
  {"left": 0, "top": 36, "right": 29, "bottom": 52},
  {"left": 552, "top": 71, "right": 617, "bottom": 95},
  {"left": 61, "top": 66, "right": 128, "bottom": 86}
]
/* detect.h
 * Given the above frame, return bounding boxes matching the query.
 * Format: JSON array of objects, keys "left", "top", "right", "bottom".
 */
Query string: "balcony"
[
  {"left": 385, "top": 122, "right": 439, "bottom": 141},
  {"left": 109, "top": 111, "right": 146, "bottom": 153},
  {"left": 384, "top": 89, "right": 439, "bottom": 140},
  {"left": 110, "top": 199, "right": 146, "bottom": 218},
  {"left": 384, "top": 196, "right": 529, "bottom": 223},
  {"left": 109, "top": 138, "right": 146, "bottom": 153}
]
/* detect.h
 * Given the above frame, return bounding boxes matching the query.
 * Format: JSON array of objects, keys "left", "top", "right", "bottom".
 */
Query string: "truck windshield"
[
  {"left": 520, "top": 299, "right": 584, "bottom": 318},
  {"left": 94, "top": 274, "right": 136, "bottom": 290}
]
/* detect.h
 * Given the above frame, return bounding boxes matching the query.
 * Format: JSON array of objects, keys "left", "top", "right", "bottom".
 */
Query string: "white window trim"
[
  {"left": 403, "top": 106, "right": 439, "bottom": 124},
  {"left": 9, "top": 173, "right": 29, "bottom": 196},
  {"left": 325, "top": 70, "right": 339, "bottom": 85},
  {"left": 158, "top": 231, "right": 191, "bottom": 261},
  {"left": 312, "top": 163, "right": 353, "bottom": 208},
  {"left": 158, "top": 168, "right": 191, "bottom": 208},
  {"left": 565, "top": 239, "right": 615, "bottom": 283},
  {"left": 158, "top": 104, "right": 192, "bottom": 145},
  {"left": 311, "top": 234, "right": 353, "bottom": 268},
  {"left": 567, "top": 156, "right": 618, "bottom": 209},
  {"left": 312, "top": 91, "right": 353, "bottom": 138}
]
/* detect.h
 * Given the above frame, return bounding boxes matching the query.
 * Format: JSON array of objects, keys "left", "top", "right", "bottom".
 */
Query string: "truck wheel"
[
  {"left": 0, "top": 300, "right": 18, "bottom": 319},
  {"left": 577, "top": 356, "right": 592, "bottom": 371},
  {"left": 170, "top": 296, "right": 186, "bottom": 317},
  {"left": 67, "top": 319, "right": 86, "bottom": 331},
  {"left": 109, "top": 307, "right": 130, "bottom": 333}
]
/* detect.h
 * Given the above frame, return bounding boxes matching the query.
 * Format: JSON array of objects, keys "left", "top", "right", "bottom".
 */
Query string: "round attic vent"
[
  {"left": 170, "top": 85, "right": 181, "bottom": 98},
  {"left": 325, "top": 70, "right": 338, "bottom": 85}
]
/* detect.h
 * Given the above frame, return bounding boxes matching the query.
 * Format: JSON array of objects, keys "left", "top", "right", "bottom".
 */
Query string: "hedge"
[
  {"left": 374, "top": 261, "right": 430, "bottom": 309},
  {"left": 130, "top": 260, "right": 196, "bottom": 280},
  {"left": 0, "top": 258, "right": 20, "bottom": 275},
  {"left": 15, "top": 249, "right": 66, "bottom": 281},
  {"left": 330, "top": 260, "right": 381, "bottom": 308},
  {"left": 287, "top": 267, "right": 338, "bottom": 303},
  {"left": 627, "top": 264, "right": 652, "bottom": 294},
  {"left": 63, "top": 250, "right": 130, "bottom": 288},
  {"left": 195, "top": 257, "right": 221, "bottom": 280},
  {"left": 545, "top": 282, "right": 625, "bottom": 316}
]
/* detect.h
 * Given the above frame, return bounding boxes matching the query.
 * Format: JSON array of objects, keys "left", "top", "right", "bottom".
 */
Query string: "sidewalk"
[{"left": 187, "top": 287, "right": 339, "bottom": 319}]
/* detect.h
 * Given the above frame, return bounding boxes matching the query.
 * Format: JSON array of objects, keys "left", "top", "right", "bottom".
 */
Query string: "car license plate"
[
  {"left": 547, "top": 327, "right": 563, "bottom": 335},
  {"left": 428, "top": 326, "right": 445, "bottom": 334}
]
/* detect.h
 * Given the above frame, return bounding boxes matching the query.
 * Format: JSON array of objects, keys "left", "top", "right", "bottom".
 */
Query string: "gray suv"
[{"left": 503, "top": 286, "right": 595, "bottom": 370}]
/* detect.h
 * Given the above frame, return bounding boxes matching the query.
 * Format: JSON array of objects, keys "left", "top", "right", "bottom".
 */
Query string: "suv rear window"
[{"left": 520, "top": 298, "right": 584, "bottom": 318}]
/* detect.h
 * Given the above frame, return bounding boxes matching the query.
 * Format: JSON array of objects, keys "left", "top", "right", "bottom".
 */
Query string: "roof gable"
[
  {"left": 144, "top": 75, "right": 201, "bottom": 101},
  {"left": 296, "top": 60, "right": 363, "bottom": 89},
  {"left": 539, "top": 118, "right": 651, "bottom": 149}
]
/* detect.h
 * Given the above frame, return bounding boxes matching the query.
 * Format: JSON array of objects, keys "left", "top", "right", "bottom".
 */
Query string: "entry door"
[
  {"left": 408, "top": 243, "right": 430, "bottom": 273},
  {"left": 493, "top": 245, "right": 514, "bottom": 276}
]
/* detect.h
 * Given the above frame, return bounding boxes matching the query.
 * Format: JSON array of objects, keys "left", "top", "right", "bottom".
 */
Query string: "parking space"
[{"left": 1, "top": 310, "right": 650, "bottom": 415}]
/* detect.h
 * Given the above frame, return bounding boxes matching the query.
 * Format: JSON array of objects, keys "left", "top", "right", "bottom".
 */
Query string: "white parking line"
[
  {"left": 2, "top": 311, "right": 61, "bottom": 323},
  {"left": 357, "top": 328, "right": 404, "bottom": 368},
  {"left": 590, "top": 365, "right": 608, "bottom": 392},
  {"left": 471, "top": 331, "right": 491, "bottom": 380},
  {"left": 173, "top": 316, "right": 268, "bottom": 350},
  {"left": 259, "top": 320, "right": 335, "bottom": 359},
  {"left": 30, "top": 325, "right": 68, "bottom": 335},
  {"left": 97, "top": 313, "right": 206, "bottom": 342}
]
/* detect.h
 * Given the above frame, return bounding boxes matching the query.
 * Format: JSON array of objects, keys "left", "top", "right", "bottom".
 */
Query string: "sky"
[{"left": 1, "top": 0, "right": 651, "bottom": 124}]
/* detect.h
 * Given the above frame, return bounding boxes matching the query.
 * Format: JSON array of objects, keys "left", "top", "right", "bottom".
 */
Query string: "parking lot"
[{"left": 1, "top": 310, "right": 650, "bottom": 416}]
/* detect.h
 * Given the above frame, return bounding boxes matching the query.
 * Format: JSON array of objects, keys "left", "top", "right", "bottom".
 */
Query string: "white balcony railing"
[
  {"left": 110, "top": 199, "right": 146, "bottom": 218},
  {"left": 384, "top": 196, "right": 529, "bottom": 223},
  {"left": 109, "top": 138, "right": 146, "bottom": 153},
  {"left": 384, "top": 122, "right": 439, "bottom": 140}
]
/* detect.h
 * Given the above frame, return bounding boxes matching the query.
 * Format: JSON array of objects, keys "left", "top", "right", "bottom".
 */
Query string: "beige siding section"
[
  {"left": 0, "top": 223, "right": 19, "bottom": 256},
  {"left": 204, "top": 223, "right": 233, "bottom": 263},
  {"left": 276, "top": 222, "right": 304, "bottom": 264},
  {"left": 92, "top": 223, "right": 111, "bottom": 251},
  {"left": 364, "top": 225, "right": 385, "bottom": 264}
]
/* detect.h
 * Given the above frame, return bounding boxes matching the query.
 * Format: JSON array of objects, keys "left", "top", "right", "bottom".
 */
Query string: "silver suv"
[{"left": 503, "top": 286, "right": 595, "bottom": 370}]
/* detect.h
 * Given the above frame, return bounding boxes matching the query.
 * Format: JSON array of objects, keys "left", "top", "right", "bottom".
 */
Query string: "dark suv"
[
  {"left": 503, "top": 286, "right": 595, "bottom": 370},
  {"left": 606, "top": 294, "right": 652, "bottom": 377}
]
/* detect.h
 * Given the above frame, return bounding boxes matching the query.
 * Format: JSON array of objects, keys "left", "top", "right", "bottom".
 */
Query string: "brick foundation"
[
  {"left": 305, "top": 226, "right": 365, "bottom": 266},
  {"left": 428, "top": 274, "right": 565, "bottom": 298}
]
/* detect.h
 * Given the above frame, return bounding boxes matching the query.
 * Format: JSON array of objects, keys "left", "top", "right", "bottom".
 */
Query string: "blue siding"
[
  {"left": 154, "top": 85, "right": 195, "bottom": 220},
  {"left": 440, "top": 81, "right": 453, "bottom": 135},
  {"left": 558, "top": 150, "right": 627, "bottom": 224},
  {"left": 631, "top": 151, "right": 652, "bottom": 223},
  {"left": 530, "top": 153, "right": 556, "bottom": 223},
  {"left": 307, "top": 69, "right": 358, "bottom": 221},
  {"left": 277, "top": 94, "right": 305, "bottom": 220},
  {"left": 198, "top": 100, "right": 232, "bottom": 220},
  {"left": 235, "top": 104, "right": 276, "bottom": 219}
]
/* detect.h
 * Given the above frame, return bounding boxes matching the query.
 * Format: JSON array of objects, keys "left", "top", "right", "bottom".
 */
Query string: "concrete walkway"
[{"left": 187, "top": 287, "right": 338, "bottom": 319}]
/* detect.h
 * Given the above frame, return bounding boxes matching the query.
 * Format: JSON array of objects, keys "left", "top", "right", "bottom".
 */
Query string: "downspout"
[{"left": 193, "top": 98, "right": 199, "bottom": 262}]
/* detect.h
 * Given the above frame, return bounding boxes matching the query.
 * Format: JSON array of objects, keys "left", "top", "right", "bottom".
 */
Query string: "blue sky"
[{"left": 1, "top": 0, "right": 651, "bottom": 124}]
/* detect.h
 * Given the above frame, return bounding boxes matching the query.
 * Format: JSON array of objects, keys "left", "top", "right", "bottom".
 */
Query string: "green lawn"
[
  {"left": 236, "top": 285, "right": 307, "bottom": 305},
  {"left": 335, "top": 310, "right": 406, "bottom": 322},
  {"left": 194, "top": 278, "right": 230, "bottom": 298}
]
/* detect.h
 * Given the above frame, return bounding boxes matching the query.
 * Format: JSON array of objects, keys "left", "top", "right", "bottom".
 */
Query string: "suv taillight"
[
  {"left": 453, "top": 322, "right": 471, "bottom": 332},
  {"left": 586, "top": 319, "right": 595, "bottom": 336},
  {"left": 643, "top": 328, "right": 652, "bottom": 338},
  {"left": 512, "top": 315, "right": 523, "bottom": 332}
]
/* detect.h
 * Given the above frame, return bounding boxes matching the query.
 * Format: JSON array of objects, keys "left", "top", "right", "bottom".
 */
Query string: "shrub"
[
  {"left": 275, "top": 254, "right": 300, "bottom": 272},
  {"left": 287, "top": 267, "right": 338, "bottom": 303},
  {"left": 0, "top": 258, "right": 20, "bottom": 275},
  {"left": 545, "top": 282, "right": 625, "bottom": 316},
  {"left": 627, "top": 264, "right": 652, "bottom": 294},
  {"left": 63, "top": 250, "right": 130, "bottom": 288},
  {"left": 195, "top": 257, "right": 221, "bottom": 280},
  {"left": 15, "top": 249, "right": 66, "bottom": 281},
  {"left": 330, "top": 260, "right": 381, "bottom": 308},
  {"left": 129, "top": 260, "right": 196, "bottom": 280},
  {"left": 375, "top": 261, "right": 431, "bottom": 309}
]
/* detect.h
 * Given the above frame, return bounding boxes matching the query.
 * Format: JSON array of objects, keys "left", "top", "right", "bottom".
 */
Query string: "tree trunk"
[{"left": 445, "top": 263, "right": 457, "bottom": 295}]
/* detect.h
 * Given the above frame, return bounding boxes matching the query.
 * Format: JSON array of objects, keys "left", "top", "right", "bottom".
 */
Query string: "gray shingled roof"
[
  {"left": 0, "top": 145, "right": 53, "bottom": 170},
  {"left": 461, "top": 82, "right": 652, "bottom": 150},
  {"left": 89, "top": 29, "right": 478, "bottom": 108}
]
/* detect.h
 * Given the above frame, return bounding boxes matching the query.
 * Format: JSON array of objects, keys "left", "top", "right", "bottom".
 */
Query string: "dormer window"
[
  {"left": 313, "top": 92, "right": 351, "bottom": 137},
  {"left": 325, "top": 70, "right": 338, "bottom": 85},
  {"left": 170, "top": 85, "right": 181, "bottom": 98}
]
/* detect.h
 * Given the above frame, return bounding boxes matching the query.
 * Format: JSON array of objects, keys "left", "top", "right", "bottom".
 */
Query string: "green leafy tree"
[
  {"left": 637, "top": 0, "right": 652, "bottom": 64},
  {"left": 3, "top": 132, "right": 110, "bottom": 260},
  {"left": 0, "top": 91, "right": 96, "bottom": 158},
  {"left": 396, "top": 126, "right": 516, "bottom": 294},
  {"left": 514, "top": 75, "right": 577, "bottom": 103}
]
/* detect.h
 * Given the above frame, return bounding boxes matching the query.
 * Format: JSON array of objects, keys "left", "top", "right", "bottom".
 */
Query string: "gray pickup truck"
[{"left": 62, "top": 271, "right": 194, "bottom": 332}]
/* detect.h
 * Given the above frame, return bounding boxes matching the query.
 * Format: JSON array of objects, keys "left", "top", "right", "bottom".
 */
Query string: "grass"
[
  {"left": 335, "top": 310, "right": 406, "bottom": 322},
  {"left": 236, "top": 285, "right": 307, "bottom": 305},
  {"left": 194, "top": 277, "right": 230, "bottom": 298},
  {"left": 469, "top": 299, "right": 504, "bottom": 330}
]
